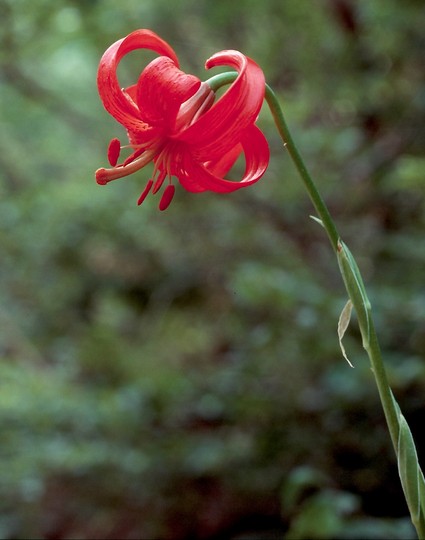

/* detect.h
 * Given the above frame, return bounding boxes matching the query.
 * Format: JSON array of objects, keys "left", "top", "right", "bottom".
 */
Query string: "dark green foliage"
[{"left": 0, "top": 0, "right": 424, "bottom": 538}]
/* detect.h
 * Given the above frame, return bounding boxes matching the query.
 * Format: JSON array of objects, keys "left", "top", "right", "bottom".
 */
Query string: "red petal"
[
  {"left": 207, "top": 143, "right": 242, "bottom": 178},
  {"left": 174, "top": 82, "right": 215, "bottom": 133},
  {"left": 178, "top": 50, "right": 265, "bottom": 160},
  {"left": 97, "top": 29, "right": 179, "bottom": 136},
  {"left": 178, "top": 125, "right": 269, "bottom": 193},
  {"left": 136, "top": 57, "right": 201, "bottom": 130}
]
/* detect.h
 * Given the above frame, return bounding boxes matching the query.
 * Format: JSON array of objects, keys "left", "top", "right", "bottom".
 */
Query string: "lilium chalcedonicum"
[{"left": 95, "top": 29, "right": 269, "bottom": 211}]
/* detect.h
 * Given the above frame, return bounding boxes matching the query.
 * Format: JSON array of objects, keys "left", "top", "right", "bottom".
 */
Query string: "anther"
[
  {"left": 159, "top": 184, "right": 175, "bottom": 211},
  {"left": 107, "top": 138, "right": 121, "bottom": 166},
  {"left": 137, "top": 179, "right": 154, "bottom": 206},
  {"left": 152, "top": 170, "right": 167, "bottom": 194}
]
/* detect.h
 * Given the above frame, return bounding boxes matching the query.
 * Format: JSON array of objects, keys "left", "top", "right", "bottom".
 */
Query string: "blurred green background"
[{"left": 0, "top": 0, "right": 424, "bottom": 538}]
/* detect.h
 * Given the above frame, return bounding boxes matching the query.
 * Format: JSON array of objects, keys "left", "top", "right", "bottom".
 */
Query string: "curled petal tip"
[{"left": 205, "top": 49, "right": 246, "bottom": 71}]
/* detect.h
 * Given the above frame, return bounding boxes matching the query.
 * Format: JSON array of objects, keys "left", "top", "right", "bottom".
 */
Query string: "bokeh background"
[{"left": 1, "top": 0, "right": 424, "bottom": 538}]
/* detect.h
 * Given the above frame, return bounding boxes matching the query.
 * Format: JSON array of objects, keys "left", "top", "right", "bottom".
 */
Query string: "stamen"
[
  {"left": 122, "top": 147, "right": 147, "bottom": 166},
  {"left": 107, "top": 138, "right": 121, "bottom": 166},
  {"left": 137, "top": 179, "right": 154, "bottom": 205},
  {"left": 152, "top": 170, "right": 167, "bottom": 194},
  {"left": 159, "top": 184, "right": 175, "bottom": 211},
  {"left": 95, "top": 146, "right": 159, "bottom": 184}
]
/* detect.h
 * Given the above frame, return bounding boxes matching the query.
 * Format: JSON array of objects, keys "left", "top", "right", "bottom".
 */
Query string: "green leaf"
[
  {"left": 309, "top": 215, "right": 324, "bottom": 228},
  {"left": 418, "top": 469, "right": 425, "bottom": 531},
  {"left": 337, "top": 240, "right": 371, "bottom": 350},
  {"left": 337, "top": 299, "right": 354, "bottom": 368},
  {"left": 398, "top": 414, "right": 421, "bottom": 521}
]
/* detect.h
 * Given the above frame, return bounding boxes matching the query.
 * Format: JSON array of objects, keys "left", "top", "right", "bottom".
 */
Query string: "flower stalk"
[
  {"left": 266, "top": 81, "right": 425, "bottom": 539},
  {"left": 208, "top": 70, "right": 425, "bottom": 538}
]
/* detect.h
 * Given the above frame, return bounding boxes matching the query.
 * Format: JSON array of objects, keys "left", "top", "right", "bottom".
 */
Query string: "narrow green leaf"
[
  {"left": 337, "top": 240, "right": 371, "bottom": 349},
  {"left": 390, "top": 392, "right": 425, "bottom": 531},
  {"left": 309, "top": 215, "right": 324, "bottom": 228},
  {"left": 398, "top": 414, "right": 421, "bottom": 521},
  {"left": 418, "top": 469, "right": 425, "bottom": 529},
  {"left": 337, "top": 299, "right": 354, "bottom": 368}
]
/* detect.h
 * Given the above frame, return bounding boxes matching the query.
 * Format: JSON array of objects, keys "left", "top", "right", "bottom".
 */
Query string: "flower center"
[
  {"left": 137, "top": 140, "right": 183, "bottom": 210},
  {"left": 95, "top": 141, "right": 160, "bottom": 185},
  {"left": 95, "top": 82, "right": 215, "bottom": 211}
]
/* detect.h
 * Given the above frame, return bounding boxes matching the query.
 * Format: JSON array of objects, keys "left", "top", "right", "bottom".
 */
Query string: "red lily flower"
[{"left": 95, "top": 29, "right": 269, "bottom": 211}]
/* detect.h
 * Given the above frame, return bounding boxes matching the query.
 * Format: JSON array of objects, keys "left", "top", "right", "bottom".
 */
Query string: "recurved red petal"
[
  {"left": 97, "top": 29, "right": 179, "bottom": 136},
  {"left": 178, "top": 50, "right": 265, "bottom": 160},
  {"left": 178, "top": 124, "right": 269, "bottom": 193},
  {"left": 207, "top": 143, "right": 242, "bottom": 178},
  {"left": 136, "top": 57, "right": 201, "bottom": 131}
]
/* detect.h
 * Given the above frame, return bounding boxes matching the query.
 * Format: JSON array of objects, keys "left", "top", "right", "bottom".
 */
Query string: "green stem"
[
  {"left": 264, "top": 85, "right": 339, "bottom": 252},
  {"left": 264, "top": 83, "right": 399, "bottom": 448},
  {"left": 208, "top": 71, "right": 400, "bottom": 445},
  {"left": 207, "top": 71, "right": 425, "bottom": 537},
  {"left": 207, "top": 71, "right": 425, "bottom": 538},
  {"left": 366, "top": 322, "right": 400, "bottom": 452},
  {"left": 264, "top": 83, "right": 425, "bottom": 538}
]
